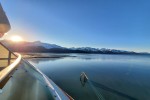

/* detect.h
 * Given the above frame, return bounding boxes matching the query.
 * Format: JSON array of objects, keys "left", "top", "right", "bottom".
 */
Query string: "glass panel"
[
  {"left": 0, "top": 43, "right": 17, "bottom": 71},
  {"left": 11, "top": 53, "right": 17, "bottom": 59},
  {"left": 0, "top": 59, "right": 10, "bottom": 67},
  {"left": 0, "top": 44, "right": 9, "bottom": 59}
]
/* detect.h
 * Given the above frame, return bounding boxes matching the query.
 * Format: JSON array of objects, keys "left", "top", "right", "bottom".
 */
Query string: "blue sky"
[{"left": 1, "top": 0, "right": 150, "bottom": 52}]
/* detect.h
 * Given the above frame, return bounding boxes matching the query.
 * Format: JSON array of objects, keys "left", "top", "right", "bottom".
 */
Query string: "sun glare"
[{"left": 11, "top": 36, "right": 23, "bottom": 42}]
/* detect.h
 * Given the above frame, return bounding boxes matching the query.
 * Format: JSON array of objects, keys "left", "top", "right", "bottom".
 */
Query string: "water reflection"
[
  {"left": 27, "top": 58, "right": 64, "bottom": 64},
  {"left": 89, "top": 80, "right": 137, "bottom": 100},
  {"left": 28, "top": 54, "right": 150, "bottom": 100}
]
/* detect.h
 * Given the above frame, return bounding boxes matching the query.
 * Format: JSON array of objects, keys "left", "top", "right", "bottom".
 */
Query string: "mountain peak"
[{"left": 34, "top": 41, "right": 41, "bottom": 43}]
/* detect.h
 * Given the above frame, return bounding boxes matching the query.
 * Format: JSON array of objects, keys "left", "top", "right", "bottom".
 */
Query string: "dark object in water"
[
  {"left": 80, "top": 72, "right": 137, "bottom": 100},
  {"left": 80, "top": 72, "right": 88, "bottom": 86}
]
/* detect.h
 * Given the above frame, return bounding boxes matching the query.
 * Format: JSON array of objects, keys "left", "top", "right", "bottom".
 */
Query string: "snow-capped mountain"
[
  {"left": 70, "top": 47, "right": 99, "bottom": 52},
  {"left": 1, "top": 39, "right": 147, "bottom": 54},
  {"left": 70, "top": 47, "right": 134, "bottom": 53},
  {"left": 24, "top": 41, "right": 63, "bottom": 49}
]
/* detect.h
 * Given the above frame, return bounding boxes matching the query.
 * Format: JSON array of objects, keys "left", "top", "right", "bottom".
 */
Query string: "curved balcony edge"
[
  {"left": 0, "top": 53, "right": 21, "bottom": 83},
  {"left": 23, "top": 59, "right": 74, "bottom": 100}
]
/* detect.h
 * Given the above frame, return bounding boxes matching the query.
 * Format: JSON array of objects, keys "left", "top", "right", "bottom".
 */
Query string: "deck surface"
[{"left": 0, "top": 60, "right": 54, "bottom": 100}]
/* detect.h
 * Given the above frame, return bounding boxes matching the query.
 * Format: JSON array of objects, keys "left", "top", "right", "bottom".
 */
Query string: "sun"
[{"left": 11, "top": 35, "right": 23, "bottom": 42}]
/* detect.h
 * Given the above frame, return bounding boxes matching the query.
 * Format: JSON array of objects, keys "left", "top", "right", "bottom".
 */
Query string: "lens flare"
[{"left": 11, "top": 35, "right": 23, "bottom": 42}]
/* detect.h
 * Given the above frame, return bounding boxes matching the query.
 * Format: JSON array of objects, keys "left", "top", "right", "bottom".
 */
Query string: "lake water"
[{"left": 28, "top": 53, "right": 150, "bottom": 100}]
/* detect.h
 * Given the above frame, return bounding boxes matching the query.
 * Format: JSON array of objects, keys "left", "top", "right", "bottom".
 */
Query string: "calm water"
[{"left": 28, "top": 54, "right": 150, "bottom": 100}]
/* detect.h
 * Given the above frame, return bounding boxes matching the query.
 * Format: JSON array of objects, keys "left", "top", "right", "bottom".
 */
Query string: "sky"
[{"left": 1, "top": 0, "right": 150, "bottom": 52}]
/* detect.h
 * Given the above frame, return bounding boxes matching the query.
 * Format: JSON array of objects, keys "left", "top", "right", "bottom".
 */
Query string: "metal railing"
[
  {"left": 0, "top": 42, "right": 17, "bottom": 67},
  {"left": 0, "top": 42, "right": 21, "bottom": 88},
  {"left": 0, "top": 54, "right": 21, "bottom": 83}
]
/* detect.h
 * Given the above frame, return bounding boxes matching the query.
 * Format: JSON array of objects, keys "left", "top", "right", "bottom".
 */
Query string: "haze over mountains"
[{"left": 1, "top": 40, "right": 148, "bottom": 54}]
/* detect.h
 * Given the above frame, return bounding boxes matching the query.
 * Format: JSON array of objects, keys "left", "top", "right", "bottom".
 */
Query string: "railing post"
[{"left": 8, "top": 51, "right": 11, "bottom": 65}]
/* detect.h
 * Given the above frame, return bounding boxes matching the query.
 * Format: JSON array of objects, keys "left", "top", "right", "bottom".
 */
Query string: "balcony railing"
[{"left": 0, "top": 42, "right": 21, "bottom": 88}]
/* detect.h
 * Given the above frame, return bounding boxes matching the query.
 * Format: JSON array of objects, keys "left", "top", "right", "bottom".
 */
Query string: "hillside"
[{"left": 0, "top": 40, "right": 145, "bottom": 54}]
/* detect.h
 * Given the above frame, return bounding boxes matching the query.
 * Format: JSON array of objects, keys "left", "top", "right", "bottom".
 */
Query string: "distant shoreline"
[
  {"left": 21, "top": 53, "right": 76, "bottom": 59},
  {"left": 21, "top": 52, "right": 150, "bottom": 59}
]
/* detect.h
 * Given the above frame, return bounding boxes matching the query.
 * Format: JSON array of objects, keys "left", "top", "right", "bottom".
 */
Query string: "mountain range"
[{"left": 0, "top": 40, "right": 148, "bottom": 54}]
